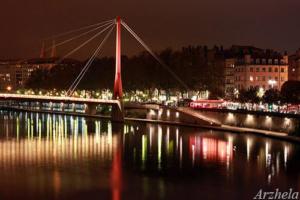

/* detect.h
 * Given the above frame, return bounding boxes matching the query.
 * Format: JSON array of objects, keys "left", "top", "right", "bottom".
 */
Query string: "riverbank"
[
  {"left": 185, "top": 107, "right": 299, "bottom": 134},
  {"left": 192, "top": 107, "right": 300, "bottom": 119}
]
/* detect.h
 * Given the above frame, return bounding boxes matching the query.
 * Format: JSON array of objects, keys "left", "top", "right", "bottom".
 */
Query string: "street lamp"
[
  {"left": 6, "top": 86, "right": 12, "bottom": 92},
  {"left": 233, "top": 88, "right": 239, "bottom": 99}
]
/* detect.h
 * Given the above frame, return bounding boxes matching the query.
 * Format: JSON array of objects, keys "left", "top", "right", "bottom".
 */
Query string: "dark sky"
[{"left": 1, "top": 0, "right": 300, "bottom": 59}]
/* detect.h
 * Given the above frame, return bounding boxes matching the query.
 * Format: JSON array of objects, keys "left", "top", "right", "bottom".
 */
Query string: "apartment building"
[{"left": 234, "top": 53, "right": 288, "bottom": 91}]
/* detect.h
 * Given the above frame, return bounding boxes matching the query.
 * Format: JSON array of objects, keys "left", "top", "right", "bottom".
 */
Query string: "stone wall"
[{"left": 193, "top": 109, "right": 299, "bottom": 134}]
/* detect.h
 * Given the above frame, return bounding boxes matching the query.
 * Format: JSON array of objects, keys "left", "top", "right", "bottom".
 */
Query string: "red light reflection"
[{"left": 189, "top": 136, "right": 233, "bottom": 163}]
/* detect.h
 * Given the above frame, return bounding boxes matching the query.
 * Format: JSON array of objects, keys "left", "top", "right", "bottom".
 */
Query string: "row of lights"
[{"left": 150, "top": 109, "right": 180, "bottom": 119}]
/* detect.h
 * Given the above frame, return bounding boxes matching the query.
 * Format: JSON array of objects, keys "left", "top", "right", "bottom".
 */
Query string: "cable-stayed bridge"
[{"left": 0, "top": 16, "right": 188, "bottom": 122}]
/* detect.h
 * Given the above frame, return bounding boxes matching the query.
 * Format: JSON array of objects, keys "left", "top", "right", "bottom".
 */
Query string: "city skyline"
[{"left": 1, "top": 0, "right": 300, "bottom": 59}]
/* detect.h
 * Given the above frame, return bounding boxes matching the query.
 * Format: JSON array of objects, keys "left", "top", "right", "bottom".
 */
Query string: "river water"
[{"left": 0, "top": 110, "right": 299, "bottom": 199}]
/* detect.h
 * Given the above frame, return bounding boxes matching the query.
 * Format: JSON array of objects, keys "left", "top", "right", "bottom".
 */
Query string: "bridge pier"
[
  {"left": 71, "top": 103, "right": 76, "bottom": 113},
  {"left": 60, "top": 103, "right": 65, "bottom": 112},
  {"left": 112, "top": 100, "right": 124, "bottom": 122},
  {"left": 85, "top": 104, "right": 97, "bottom": 116},
  {"left": 37, "top": 102, "right": 42, "bottom": 111},
  {"left": 49, "top": 102, "right": 53, "bottom": 111}
]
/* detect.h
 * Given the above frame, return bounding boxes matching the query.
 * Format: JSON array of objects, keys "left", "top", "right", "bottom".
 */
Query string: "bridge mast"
[
  {"left": 113, "top": 16, "right": 123, "bottom": 100},
  {"left": 112, "top": 16, "right": 124, "bottom": 122}
]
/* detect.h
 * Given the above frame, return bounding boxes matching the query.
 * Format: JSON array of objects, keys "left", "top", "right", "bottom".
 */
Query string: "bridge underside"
[{"left": 0, "top": 98, "right": 124, "bottom": 122}]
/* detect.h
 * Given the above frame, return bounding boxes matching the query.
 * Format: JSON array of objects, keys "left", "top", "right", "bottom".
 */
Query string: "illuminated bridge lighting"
[{"left": 0, "top": 93, "right": 119, "bottom": 104}]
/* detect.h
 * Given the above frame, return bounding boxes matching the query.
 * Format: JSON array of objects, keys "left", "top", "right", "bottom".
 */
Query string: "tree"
[
  {"left": 281, "top": 81, "right": 300, "bottom": 104},
  {"left": 25, "top": 45, "right": 226, "bottom": 94},
  {"left": 263, "top": 89, "right": 280, "bottom": 104},
  {"left": 26, "top": 69, "right": 50, "bottom": 89},
  {"left": 238, "top": 87, "right": 260, "bottom": 103}
]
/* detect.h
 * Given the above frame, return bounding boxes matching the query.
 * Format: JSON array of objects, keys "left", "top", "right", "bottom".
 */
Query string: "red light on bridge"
[{"left": 190, "top": 100, "right": 225, "bottom": 109}]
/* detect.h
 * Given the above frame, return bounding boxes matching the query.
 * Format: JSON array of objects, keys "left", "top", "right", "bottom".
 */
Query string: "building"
[
  {"left": 234, "top": 51, "right": 288, "bottom": 91},
  {"left": 0, "top": 59, "right": 54, "bottom": 91},
  {"left": 0, "top": 58, "right": 80, "bottom": 91},
  {"left": 0, "top": 41, "right": 60, "bottom": 91},
  {"left": 224, "top": 58, "right": 236, "bottom": 98},
  {"left": 288, "top": 49, "right": 300, "bottom": 81},
  {"left": 223, "top": 46, "right": 289, "bottom": 97},
  {"left": 224, "top": 45, "right": 264, "bottom": 97}
]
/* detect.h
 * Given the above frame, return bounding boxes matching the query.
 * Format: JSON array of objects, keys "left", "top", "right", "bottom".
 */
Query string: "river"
[{"left": 0, "top": 110, "right": 299, "bottom": 199}]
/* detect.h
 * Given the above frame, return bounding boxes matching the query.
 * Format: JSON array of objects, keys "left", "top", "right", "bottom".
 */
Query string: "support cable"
[
  {"left": 45, "top": 19, "right": 114, "bottom": 40},
  {"left": 45, "top": 21, "right": 113, "bottom": 52},
  {"left": 56, "top": 22, "right": 114, "bottom": 64},
  {"left": 67, "top": 25, "right": 115, "bottom": 96},
  {"left": 18, "top": 19, "right": 114, "bottom": 63},
  {"left": 121, "top": 21, "right": 189, "bottom": 90}
]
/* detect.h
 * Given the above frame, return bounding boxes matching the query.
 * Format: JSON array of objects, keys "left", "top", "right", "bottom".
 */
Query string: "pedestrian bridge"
[
  {"left": 0, "top": 17, "right": 190, "bottom": 123},
  {"left": 0, "top": 93, "right": 124, "bottom": 122},
  {"left": 0, "top": 93, "right": 221, "bottom": 127}
]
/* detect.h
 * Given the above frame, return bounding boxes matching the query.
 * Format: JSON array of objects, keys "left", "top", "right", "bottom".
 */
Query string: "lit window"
[
  {"left": 268, "top": 67, "right": 272, "bottom": 72},
  {"left": 250, "top": 76, "right": 254, "bottom": 81}
]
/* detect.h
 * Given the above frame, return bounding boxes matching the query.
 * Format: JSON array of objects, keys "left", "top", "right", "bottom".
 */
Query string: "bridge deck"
[{"left": 0, "top": 93, "right": 119, "bottom": 105}]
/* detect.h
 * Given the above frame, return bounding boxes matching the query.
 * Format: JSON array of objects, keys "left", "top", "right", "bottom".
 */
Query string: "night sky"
[{"left": 1, "top": 0, "right": 300, "bottom": 59}]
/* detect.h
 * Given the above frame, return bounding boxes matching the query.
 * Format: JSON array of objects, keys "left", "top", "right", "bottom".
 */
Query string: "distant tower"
[
  {"left": 51, "top": 40, "right": 56, "bottom": 58},
  {"left": 40, "top": 41, "right": 46, "bottom": 58}
]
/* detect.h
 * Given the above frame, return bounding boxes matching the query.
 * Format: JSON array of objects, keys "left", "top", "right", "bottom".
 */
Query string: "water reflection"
[
  {"left": 0, "top": 111, "right": 295, "bottom": 173},
  {"left": 189, "top": 136, "right": 233, "bottom": 165},
  {"left": 0, "top": 122, "right": 118, "bottom": 168},
  {"left": 0, "top": 110, "right": 298, "bottom": 199}
]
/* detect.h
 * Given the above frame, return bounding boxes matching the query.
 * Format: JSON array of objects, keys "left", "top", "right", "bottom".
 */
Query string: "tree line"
[
  {"left": 237, "top": 81, "right": 300, "bottom": 104},
  {"left": 26, "top": 46, "right": 225, "bottom": 97}
]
